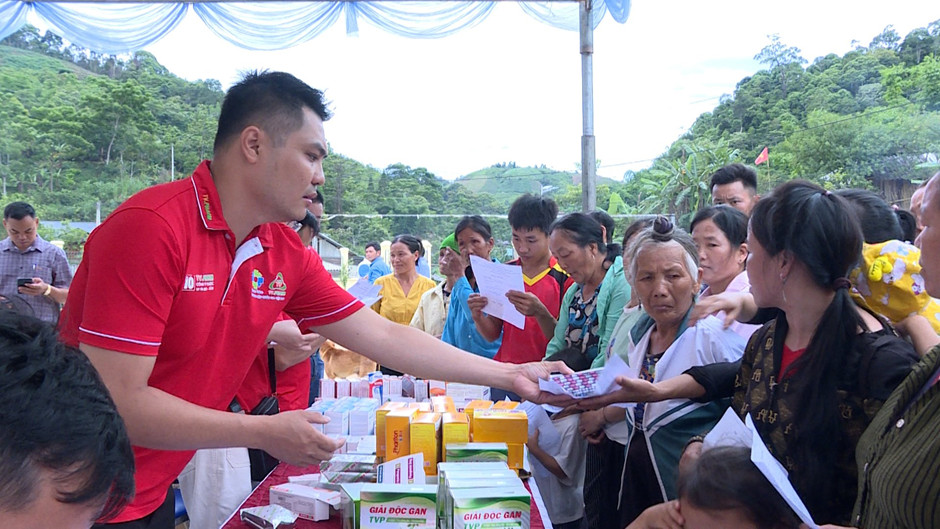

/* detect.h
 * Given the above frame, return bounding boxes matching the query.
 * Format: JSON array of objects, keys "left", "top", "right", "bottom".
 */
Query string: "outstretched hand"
[
  {"left": 688, "top": 291, "right": 750, "bottom": 328},
  {"left": 512, "top": 360, "right": 577, "bottom": 407},
  {"left": 577, "top": 375, "right": 657, "bottom": 410}
]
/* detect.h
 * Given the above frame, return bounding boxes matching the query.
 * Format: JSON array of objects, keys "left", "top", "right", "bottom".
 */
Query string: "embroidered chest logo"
[
  {"left": 251, "top": 270, "right": 265, "bottom": 290},
  {"left": 269, "top": 273, "right": 287, "bottom": 291},
  {"left": 202, "top": 194, "right": 212, "bottom": 221},
  {"left": 250, "top": 269, "right": 287, "bottom": 301},
  {"left": 183, "top": 273, "right": 215, "bottom": 292}
]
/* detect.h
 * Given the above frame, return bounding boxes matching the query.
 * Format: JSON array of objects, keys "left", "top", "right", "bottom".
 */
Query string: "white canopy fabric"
[{"left": 0, "top": 1, "right": 630, "bottom": 53}]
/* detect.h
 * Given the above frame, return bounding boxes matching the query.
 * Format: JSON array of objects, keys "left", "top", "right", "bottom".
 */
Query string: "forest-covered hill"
[
  {"left": 2, "top": 21, "right": 939, "bottom": 249},
  {"left": 620, "top": 23, "right": 940, "bottom": 224}
]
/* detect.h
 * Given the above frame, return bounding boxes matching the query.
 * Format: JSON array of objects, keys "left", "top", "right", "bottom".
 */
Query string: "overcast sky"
[{"left": 126, "top": 1, "right": 940, "bottom": 180}]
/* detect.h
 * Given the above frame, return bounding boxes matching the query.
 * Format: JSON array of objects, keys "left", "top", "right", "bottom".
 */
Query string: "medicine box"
[
  {"left": 446, "top": 384, "right": 490, "bottom": 409},
  {"left": 441, "top": 413, "right": 470, "bottom": 452},
  {"left": 269, "top": 483, "right": 339, "bottom": 522},
  {"left": 431, "top": 395, "right": 456, "bottom": 414},
  {"left": 385, "top": 407, "right": 420, "bottom": 460},
  {"left": 410, "top": 412, "right": 442, "bottom": 475},
  {"left": 444, "top": 443, "right": 509, "bottom": 465},
  {"left": 462, "top": 400, "right": 492, "bottom": 434},
  {"left": 321, "top": 378, "right": 336, "bottom": 399},
  {"left": 428, "top": 380, "right": 447, "bottom": 397},
  {"left": 360, "top": 484, "right": 437, "bottom": 529},
  {"left": 320, "top": 454, "right": 378, "bottom": 474},
  {"left": 471, "top": 409, "right": 528, "bottom": 445},
  {"left": 341, "top": 482, "right": 367, "bottom": 529},
  {"left": 440, "top": 473, "right": 522, "bottom": 529},
  {"left": 450, "top": 486, "right": 530, "bottom": 529},
  {"left": 435, "top": 464, "right": 515, "bottom": 527},
  {"left": 376, "top": 402, "right": 406, "bottom": 460}
]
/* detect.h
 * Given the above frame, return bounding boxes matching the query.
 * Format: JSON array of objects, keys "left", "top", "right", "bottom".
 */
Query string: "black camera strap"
[{"left": 267, "top": 346, "right": 277, "bottom": 395}]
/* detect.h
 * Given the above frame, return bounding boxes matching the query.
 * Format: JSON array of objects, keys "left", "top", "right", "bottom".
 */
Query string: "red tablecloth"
[{"left": 221, "top": 464, "right": 545, "bottom": 529}]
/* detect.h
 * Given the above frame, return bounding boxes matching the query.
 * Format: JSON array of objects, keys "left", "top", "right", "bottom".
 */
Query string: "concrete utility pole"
[{"left": 580, "top": 0, "right": 596, "bottom": 212}]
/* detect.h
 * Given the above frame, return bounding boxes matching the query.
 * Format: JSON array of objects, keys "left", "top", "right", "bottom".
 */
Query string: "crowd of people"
[{"left": 2, "top": 72, "right": 939, "bottom": 529}]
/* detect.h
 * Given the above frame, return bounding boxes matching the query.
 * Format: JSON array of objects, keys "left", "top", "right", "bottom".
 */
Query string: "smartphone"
[{"left": 16, "top": 278, "right": 33, "bottom": 287}]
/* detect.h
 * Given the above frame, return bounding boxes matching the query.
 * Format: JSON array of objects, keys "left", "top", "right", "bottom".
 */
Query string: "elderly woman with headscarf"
[{"left": 603, "top": 217, "right": 747, "bottom": 523}]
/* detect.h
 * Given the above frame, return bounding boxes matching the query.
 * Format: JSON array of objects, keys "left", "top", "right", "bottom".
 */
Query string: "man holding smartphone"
[{"left": 1, "top": 201, "right": 72, "bottom": 323}]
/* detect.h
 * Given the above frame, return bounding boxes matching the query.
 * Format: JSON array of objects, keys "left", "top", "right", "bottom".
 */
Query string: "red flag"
[{"left": 754, "top": 147, "right": 769, "bottom": 165}]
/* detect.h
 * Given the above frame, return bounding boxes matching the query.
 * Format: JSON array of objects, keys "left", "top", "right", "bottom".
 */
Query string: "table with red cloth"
[{"left": 221, "top": 463, "right": 550, "bottom": 529}]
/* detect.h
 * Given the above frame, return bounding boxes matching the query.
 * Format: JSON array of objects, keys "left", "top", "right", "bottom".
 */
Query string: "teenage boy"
[{"left": 469, "top": 194, "right": 570, "bottom": 366}]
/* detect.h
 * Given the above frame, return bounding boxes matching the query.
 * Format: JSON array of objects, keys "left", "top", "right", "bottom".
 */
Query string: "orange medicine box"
[
  {"left": 410, "top": 413, "right": 442, "bottom": 475},
  {"left": 471, "top": 409, "right": 528, "bottom": 445},
  {"left": 441, "top": 412, "right": 470, "bottom": 456},
  {"left": 492, "top": 401, "right": 519, "bottom": 410},
  {"left": 462, "top": 400, "right": 492, "bottom": 435},
  {"left": 431, "top": 396, "right": 457, "bottom": 414},
  {"left": 506, "top": 443, "right": 525, "bottom": 471},
  {"left": 385, "top": 407, "right": 420, "bottom": 460},
  {"left": 376, "top": 402, "right": 406, "bottom": 461}
]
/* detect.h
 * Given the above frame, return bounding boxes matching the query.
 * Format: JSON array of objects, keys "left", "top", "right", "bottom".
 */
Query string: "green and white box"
[
  {"left": 444, "top": 443, "right": 509, "bottom": 465},
  {"left": 437, "top": 463, "right": 519, "bottom": 529},
  {"left": 360, "top": 484, "right": 437, "bottom": 529},
  {"left": 451, "top": 487, "right": 530, "bottom": 529},
  {"left": 341, "top": 482, "right": 368, "bottom": 529},
  {"left": 436, "top": 462, "right": 510, "bottom": 509},
  {"left": 442, "top": 476, "right": 523, "bottom": 529}
]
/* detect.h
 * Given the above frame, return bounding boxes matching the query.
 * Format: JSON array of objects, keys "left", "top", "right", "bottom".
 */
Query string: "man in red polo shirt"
[{"left": 61, "top": 71, "right": 568, "bottom": 529}]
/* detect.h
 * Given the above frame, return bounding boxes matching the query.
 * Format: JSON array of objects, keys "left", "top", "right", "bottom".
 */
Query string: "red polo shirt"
[
  {"left": 493, "top": 257, "right": 572, "bottom": 364},
  {"left": 59, "top": 161, "right": 363, "bottom": 522},
  {"left": 236, "top": 314, "right": 313, "bottom": 414}
]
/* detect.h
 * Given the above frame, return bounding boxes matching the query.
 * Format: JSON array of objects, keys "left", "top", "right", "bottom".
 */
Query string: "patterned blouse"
[{"left": 563, "top": 283, "right": 602, "bottom": 362}]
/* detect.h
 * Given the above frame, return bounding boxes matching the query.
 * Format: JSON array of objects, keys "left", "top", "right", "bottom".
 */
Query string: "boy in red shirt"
[{"left": 469, "top": 194, "right": 571, "bottom": 368}]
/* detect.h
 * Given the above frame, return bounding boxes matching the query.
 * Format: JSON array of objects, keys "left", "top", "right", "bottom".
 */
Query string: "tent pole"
[{"left": 579, "top": 0, "right": 596, "bottom": 212}]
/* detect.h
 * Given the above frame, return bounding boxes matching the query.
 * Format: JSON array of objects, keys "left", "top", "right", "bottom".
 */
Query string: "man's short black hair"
[
  {"left": 213, "top": 70, "right": 332, "bottom": 153},
  {"left": 4, "top": 201, "right": 36, "bottom": 221},
  {"left": 507, "top": 194, "right": 558, "bottom": 234},
  {"left": 0, "top": 311, "right": 135, "bottom": 520},
  {"left": 709, "top": 163, "right": 758, "bottom": 193},
  {"left": 365, "top": 242, "right": 381, "bottom": 252}
]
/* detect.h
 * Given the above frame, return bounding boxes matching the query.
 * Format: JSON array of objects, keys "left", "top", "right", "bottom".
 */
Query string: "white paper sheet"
[
  {"left": 347, "top": 277, "right": 383, "bottom": 306},
  {"left": 517, "top": 401, "right": 563, "bottom": 456},
  {"left": 469, "top": 255, "right": 526, "bottom": 330},
  {"left": 702, "top": 407, "right": 752, "bottom": 451},
  {"left": 703, "top": 408, "right": 819, "bottom": 529}
]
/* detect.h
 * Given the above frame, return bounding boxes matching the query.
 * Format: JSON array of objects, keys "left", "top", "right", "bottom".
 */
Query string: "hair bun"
[{"left": 652, "top": 216, "right": 675, "bottom": 238}]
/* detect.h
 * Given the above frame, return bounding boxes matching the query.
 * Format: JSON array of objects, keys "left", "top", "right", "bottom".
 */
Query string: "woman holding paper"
[
  {"left": 441, "top": 216, "right": 502, "bottom": 358},
  {"left": 542, "top": 212, "right": 629, "bottom": 372},
  {"left": 596, "top": 181, "right": 918, "bottom": 527}
]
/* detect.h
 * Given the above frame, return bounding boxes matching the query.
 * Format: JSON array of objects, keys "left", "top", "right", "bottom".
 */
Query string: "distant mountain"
[{"left": 456, "top": 164, "right": 619, "bottom": 202}]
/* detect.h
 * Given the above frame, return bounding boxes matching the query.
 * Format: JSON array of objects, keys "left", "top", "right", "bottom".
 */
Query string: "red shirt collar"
[{"left": 190, "top": 160, "right": 275, "bottom": 248}]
